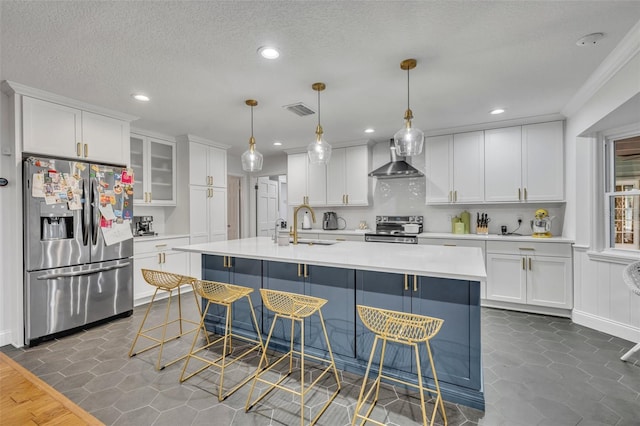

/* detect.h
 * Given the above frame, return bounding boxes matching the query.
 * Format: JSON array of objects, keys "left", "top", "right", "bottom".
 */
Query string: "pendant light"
[
  {"left": 307, "top": 82, "right": 332, "bottom": 164},
  {"left": 241, "top": 99, "right": 263, "bottom": 172},
  {"left": 393, "top": 58, "right": 424, "bottom": 156}
]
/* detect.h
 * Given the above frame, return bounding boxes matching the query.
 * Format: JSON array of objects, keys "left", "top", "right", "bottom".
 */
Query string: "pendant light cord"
[
  {"left": 317, "top": 88, "right": 321, "bottom": 128},
  {"left": 250, "top": 105, "right": 254, "bottom": 138},
  {"left": 406, "top": 67, "right": 411, "bottom": 111}
]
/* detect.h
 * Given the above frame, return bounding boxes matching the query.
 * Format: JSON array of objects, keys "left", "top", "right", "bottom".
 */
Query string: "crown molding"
[
  {"left": 562, "top": 20, "right": 640, "bottom": 117},
  {"left": 175, "top": 134, "right": 230, "bottom": 150},
  {"left": 1, "top": 80, "right": 139, "bottom": 122}
]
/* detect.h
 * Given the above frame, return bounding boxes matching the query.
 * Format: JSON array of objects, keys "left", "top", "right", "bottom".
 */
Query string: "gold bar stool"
[
  {"left": 180, "top": 279, "right": 265, "bottom": 401},
  {"left": 353, "top": 305, "right": 446, "bottom": 426},
  {"left": 245, "top": 288, "right": 341, "bottom": 426},
  {"left": 128, "top": 269, "right": 202, "bottom": 370}
]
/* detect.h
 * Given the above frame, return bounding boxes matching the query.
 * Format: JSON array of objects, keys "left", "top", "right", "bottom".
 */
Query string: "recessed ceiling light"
[
  {"left": 364, "top": 128, "right": 375, "bottom": 134},
  {"left": 490, "top": 108, "right": 505, "bottom": 115},
  {"left": 131, "top": 94, "right": 150, "bottom": 102},
  {"left": 576, "top": 33, "right": 604, "bottom": 46},
  {"left": 273, "top": 141, "right": 282, "bottom": 146},
  {"left": 258, "top": 46, "right": 280, "bottom": 59}
]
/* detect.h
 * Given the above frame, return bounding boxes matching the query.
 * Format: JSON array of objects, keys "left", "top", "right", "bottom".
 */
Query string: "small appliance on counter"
[
  {"left": 302, "top": 211, "right": 312, "bottom": 230},
  {"left": 365, "top": 215, "right": 423, "bottom": 244},
  {"left": 531, "top": 209, "right": 554, "bottom": 238},
  {"left": 133, "top": 216, "right": 156, "bottom": 237},
  {"left": 322, "top": 212, "right": 346, "bottom": 230}
]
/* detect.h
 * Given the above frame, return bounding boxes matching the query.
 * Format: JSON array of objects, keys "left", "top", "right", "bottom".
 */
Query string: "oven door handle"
[{"left": 36, "top": 262, "right": 131, "bottom": 280}]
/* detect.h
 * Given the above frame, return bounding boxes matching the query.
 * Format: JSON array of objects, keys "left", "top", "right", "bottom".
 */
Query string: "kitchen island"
[{"left": 175, "top": 237, "right": 486, "bottom": 410}]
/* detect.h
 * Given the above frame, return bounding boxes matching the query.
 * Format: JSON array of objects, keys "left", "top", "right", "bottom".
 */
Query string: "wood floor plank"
[{"left": 0, "top": 353, "right": 103, "bottom": 426}]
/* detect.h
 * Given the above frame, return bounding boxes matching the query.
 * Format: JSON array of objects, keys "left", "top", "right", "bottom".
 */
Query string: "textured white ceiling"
[{"left": 2, "top": 1, "right": 640, "bottom": 158}]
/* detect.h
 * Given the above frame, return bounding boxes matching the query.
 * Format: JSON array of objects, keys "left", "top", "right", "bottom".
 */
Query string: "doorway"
[
  {"left": 256, "top": 175, "right": 287, "bottom": 237},
  {"left": 227, "top": 175, "right": 241, "bottom": 240}
]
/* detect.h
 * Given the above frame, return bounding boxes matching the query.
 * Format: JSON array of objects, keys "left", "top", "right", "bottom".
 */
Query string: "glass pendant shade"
[
  {"left": 307, "top": 135, "right": 332, "bottom": 164},
  {"left": 241, "top": 141, "right": 263, "bottom": 172},
  {"left": 241, "top": 99, "right": 263, "bottom": 172},
  {"left": 394, "top": 122, "right": 424, "bottom": 156},
  {"left": 394, "top": 58, "right": 424, "bottom": 156},
  {"left": 307, "top": 82, "right": 331, "bottom": 164}
]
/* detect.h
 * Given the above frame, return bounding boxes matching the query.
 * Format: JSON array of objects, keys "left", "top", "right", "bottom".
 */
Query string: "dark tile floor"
[{"left": 2, "top": 299, "right": 639, "bottom": 426}]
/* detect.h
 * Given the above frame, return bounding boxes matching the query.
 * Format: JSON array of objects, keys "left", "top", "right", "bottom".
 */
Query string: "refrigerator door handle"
[
  {"left": 81, "top": 178, "right": 90, "bottom": 245},
  {"left": 91, "top": 177, "right": 100, "bottom": 245},
  {"left": 36, "top": 262, "right": 131, "bottom": 280}
]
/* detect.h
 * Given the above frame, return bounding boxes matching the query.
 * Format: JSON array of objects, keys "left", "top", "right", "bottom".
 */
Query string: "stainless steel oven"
[{"left": 364, "top": 215, "right": 423, "bottom": 244}]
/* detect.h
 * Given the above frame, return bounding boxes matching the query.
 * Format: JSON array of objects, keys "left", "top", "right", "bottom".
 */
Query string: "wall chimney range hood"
[{"left": 368, "top": 139, "right": 424, "bottom": 179}]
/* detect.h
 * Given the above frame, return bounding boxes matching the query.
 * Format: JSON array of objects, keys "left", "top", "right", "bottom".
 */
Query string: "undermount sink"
[{"left": 292, "top": 238, "right": 338, "bottom": 246}]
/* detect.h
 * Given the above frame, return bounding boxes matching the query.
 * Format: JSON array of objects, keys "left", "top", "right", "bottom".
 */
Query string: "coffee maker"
[{"left": 133, "top": 216, "right": 155, "bottom": 237}]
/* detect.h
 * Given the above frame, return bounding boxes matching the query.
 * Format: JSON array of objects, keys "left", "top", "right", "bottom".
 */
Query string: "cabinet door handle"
[
  {"left": 84, "top": 144, "right": 88, "bottom": 158},
  {"left": 304, "top": 264, "right": 308, "bottom": 278},
  {"left": 413, "top": 274, "right": 418, "bottom": 292},
  {"left": 522, "top": 257, "right": 526, "bottom": 270},
  {"left": 162, "top": 253, "right": 166, "bottom": 263},
  {"left": 223, "top": 256, "right": 227, "bottom": 268},
  {"left": 444, "top": 244, "right": 456, "bottom": 247},
  {"left": 155, "top": 244, "right": 167, "bottom": 248},
  {"left": 158, "top": 253, "right": 162, "bottom": 264},
  {"left": 227, "top": 256, "right": 232, "bottom": 268},
  {"left": 76, "top": 143, "right": 82, "bottom": 157},
  {"left": 404, "top": 274, "right": 409, "bottom": 291},
  {"left": 528, "top": 258, "right": 532, "bottom": 270},
  {"left": 518, "top": 188, "right": 521, "bottom": 201},
  {"left": 519, "top": 247, "right": 535, "bottom": 251},
  {"left": 298, "top": 263, "right": 302, "bottom": 277},
  {"left": 148, "top": 192, "right": 152, "bottom": 202},
  {"left": 454, "top": 190, "right": 457, "bottom": 202},
  {"left": 524, "top": 187, "right": 528, "bottom": 201},
  {"left": 346, "top": 194, "right": 349, "bottom": 204}
]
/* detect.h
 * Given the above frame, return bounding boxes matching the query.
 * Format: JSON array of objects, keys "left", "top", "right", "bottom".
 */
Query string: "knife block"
[{"left": 476, "top": 226, "right": 488, "bottom": 235}]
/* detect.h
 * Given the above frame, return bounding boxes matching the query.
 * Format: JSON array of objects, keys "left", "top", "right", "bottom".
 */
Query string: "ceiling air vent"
[{"left": 283, "top": 102, "right": 315, "bottom": 117}]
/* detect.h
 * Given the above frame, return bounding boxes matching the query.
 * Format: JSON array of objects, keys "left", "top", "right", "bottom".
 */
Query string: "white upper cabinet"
[
  {"left": 485, "top": 121, "right": 564, "bottom": 202},
  {"left": 326, "top": 144, "right": 370, "bottom": 206},
  {"left": 287, "top": 152, "right": 326, "bottom": 206},
  {"left": 484, "top": 126, "right": 522, "bottom": 202},
  {"left": 130, "top": 132, "right": 176, "bottom": 206},
  {"left": 522, "top": 121, "right": 564, "bottom": 201},
  {"left": 22, "top": 96, "right": 131, "bottom": 165},
  {"left": 426, "top": 131, "right": 484, "bottom": 204},
  {"left": 188, "top": 141, "right": 227, "bottom": 188}
]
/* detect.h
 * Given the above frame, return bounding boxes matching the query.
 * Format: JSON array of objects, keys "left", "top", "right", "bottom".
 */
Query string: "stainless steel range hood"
[{"left": 368, "top": 139, "right": 424, "bottom": 179}]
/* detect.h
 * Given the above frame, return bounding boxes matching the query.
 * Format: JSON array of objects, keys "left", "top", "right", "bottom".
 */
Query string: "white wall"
[{"left": 568, "top": 27, "right": 640, "bottom": 342}]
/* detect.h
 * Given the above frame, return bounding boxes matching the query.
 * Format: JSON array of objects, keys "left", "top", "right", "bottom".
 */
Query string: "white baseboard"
[
  {"left": 572, "top": 309, "right": 640, "bottom": 343},
  {"left": 0, "top": 329, "right": 14, "bottom": 347}
]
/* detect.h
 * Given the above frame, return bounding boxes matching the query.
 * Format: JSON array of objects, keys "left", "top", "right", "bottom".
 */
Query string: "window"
[{"left": 605, "top": 135, "right": 640, "bottom": 251}]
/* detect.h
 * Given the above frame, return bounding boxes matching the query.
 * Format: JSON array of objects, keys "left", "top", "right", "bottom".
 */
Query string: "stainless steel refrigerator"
[{"left": 23, "top": 156, "right": 134, "bottom": 346}]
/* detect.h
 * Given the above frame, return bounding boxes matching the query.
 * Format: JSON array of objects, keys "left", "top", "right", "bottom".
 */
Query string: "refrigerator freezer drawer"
[{"left": 25, "top": 259, "right": 133, "bottom": 345}]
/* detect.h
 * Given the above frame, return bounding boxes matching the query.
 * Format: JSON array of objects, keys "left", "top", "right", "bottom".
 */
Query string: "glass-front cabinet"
[{"left": 130, "top": 132, "right": 177, "bottom": 206}]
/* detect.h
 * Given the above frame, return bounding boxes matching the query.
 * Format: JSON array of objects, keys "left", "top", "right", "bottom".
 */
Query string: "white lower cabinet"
[
  {"left": 133, "top": 236, "right": 190, "bottom": 305},
  {"left": 486, "top": 241, "right": 572, "bottom": 311}
]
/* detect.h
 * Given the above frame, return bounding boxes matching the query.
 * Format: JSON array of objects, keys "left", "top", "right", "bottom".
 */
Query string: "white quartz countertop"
[
  {"left": 133, "top": 233, "right": 190, "bottom": 242},
  {"left": 174, "top": 237, "right": 486, "bottom": 282}
]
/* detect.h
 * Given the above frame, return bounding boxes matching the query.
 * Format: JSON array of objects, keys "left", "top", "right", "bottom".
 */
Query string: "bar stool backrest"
[
  {"left": 141, "top": 269, "right": 195, "bottom": 290},
  {"left": 623, "top": 261, "right": 640, "bottom": 296}
]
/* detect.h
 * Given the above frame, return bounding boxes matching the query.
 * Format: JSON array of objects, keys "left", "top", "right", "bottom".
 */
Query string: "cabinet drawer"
[
  {"left": 486, "top": 241, "right": 571, "bottom": 257},
  {"left": 419, "top": 238, "right": 485, "bottom": 250},
  {"left": 134, "top": 237, "right": 190, "bottom": 255}
]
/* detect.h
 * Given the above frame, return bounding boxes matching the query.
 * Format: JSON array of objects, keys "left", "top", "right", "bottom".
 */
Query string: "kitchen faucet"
[{"left": 291, "top": 203, "right": 315, "bottom": 244}]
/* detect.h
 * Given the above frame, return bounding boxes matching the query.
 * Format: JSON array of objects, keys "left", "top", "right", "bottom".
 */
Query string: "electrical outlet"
[{"left": 517, "top": 216, "right": 522, "bottom": 224}]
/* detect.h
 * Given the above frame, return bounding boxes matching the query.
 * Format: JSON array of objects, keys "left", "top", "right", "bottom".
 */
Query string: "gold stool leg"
[
  {"left": 245, "top": 312, "right": 283, "bottom": 411},
  {"left": 426, "top": 340, "right": 447, "bottom": 425},
  {"left": 155, "top": 288, "right": 174, "bottom": 370},
  {"left": 180, "top": 300, "right": 211, "bottom": 382},
  {"left": 299, "top": 317, "right": 305, "bottom": 426},
  {"left": 128, "top": 287, "right": 160, "bottom": 358}
]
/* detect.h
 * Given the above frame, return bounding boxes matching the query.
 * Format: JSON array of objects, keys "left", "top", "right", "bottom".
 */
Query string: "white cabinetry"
[
  {"left": 485, "top": 121, "right": 563, "bottom": 202},
  {"left": 287, "top": 152, "right": 326, "bottom": 205},
  {"left": 130, "top": 131, "right": 176, "bottom": 206},
  {"left": 426, "top": 131, "right": 484, "bottom": 204},
  {"left": 22, "top": 95, "right": 131, "bottom": 165},
  {"left": 177, "top": 135, "right": 228, "bottom": 278},
  {"left": 486, "top": 241, "right": 572, "bottom": 313},
  {"left": 326, "top": 145, "right": 370, "bottom": 206},
  {"left": 133, "top": 236, "right": 190, "bottom": 305}
]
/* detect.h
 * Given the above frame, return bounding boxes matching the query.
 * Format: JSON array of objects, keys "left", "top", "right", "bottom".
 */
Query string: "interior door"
[
  {"left": 257, "top": 176, "right": 279, "bottom": 237},
  {"left": 227, "top": 175, "right": 241, "bottom": 240}
]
